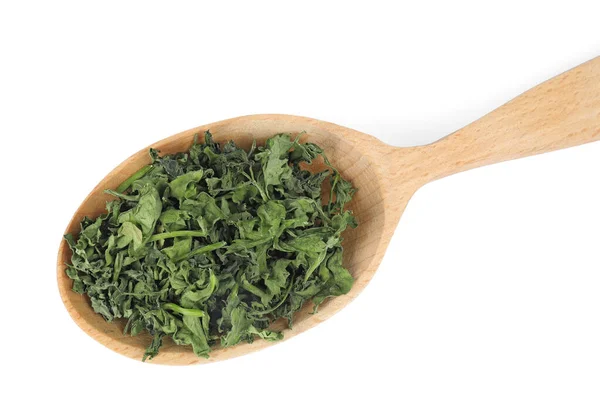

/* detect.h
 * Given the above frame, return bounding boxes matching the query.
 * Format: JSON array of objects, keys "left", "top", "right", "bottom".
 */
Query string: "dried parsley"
[{"left": 65, "top": 132, "right": 357, "bottom": 361}]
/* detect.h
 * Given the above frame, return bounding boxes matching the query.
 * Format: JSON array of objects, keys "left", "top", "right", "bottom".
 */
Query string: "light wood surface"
[{"left": 57, "top": 56, "right": 600, "bottom": 365}]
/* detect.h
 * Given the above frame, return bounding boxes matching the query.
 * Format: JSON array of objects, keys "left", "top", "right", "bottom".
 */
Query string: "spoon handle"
[{"left": 426, "top": 56, "right": 600, "bottom": 181}]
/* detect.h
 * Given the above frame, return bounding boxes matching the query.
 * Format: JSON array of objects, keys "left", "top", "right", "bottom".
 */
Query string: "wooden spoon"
[{"left": 57, "top": 57, "right": 600, "bottom": 365}]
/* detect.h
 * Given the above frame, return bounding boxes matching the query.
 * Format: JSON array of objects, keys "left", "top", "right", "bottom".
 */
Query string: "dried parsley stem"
[
  {"left": 147, "top": 230, "right": 207, "bottom": 242},
  {"left": 163, "top": 303, "right": 205, "bottom": 317},
  {"left": 179, "top": 241, "right": 227, "bottom": 261},
  {"left": 250, "top": 277, "right": 294, "bottom": 316},
  {"left": 116, "top": 165, "right": 154, "bottom": 193},
  {"left": 104, "top": 189, "right": 138, "bottom": 201}
]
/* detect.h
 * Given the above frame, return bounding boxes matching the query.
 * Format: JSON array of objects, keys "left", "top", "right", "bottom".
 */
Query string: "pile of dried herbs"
[{"left": 65, "top": 132, "right": 357, "bottom": 361}]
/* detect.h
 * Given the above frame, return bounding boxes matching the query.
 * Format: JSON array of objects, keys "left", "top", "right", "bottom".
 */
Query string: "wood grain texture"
[{"left": 57, "top": 56, "right": 600, "bottom": 365}]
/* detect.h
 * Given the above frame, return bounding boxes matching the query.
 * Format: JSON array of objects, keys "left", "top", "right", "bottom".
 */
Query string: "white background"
[{"left": 1, "top": 1, "right": 600, "bottom": 413}]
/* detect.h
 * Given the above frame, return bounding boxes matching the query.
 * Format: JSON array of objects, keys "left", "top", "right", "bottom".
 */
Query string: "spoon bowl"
[{"left": 57, "top": 57, "right": 600, "bottom": 364}]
